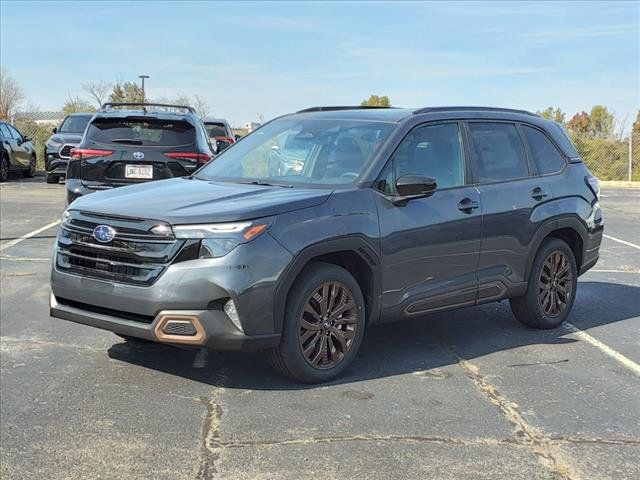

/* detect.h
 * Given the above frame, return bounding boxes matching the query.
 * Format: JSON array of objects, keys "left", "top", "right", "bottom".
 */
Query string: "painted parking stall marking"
[
  {"left": 603, "top": 234, "right": 640, "bottom": 251},
  {"left": 564, "top": 323, "right": 640, "bottom": 378},
  {"left": 0, "top": 220, "right": 60, "bottom": 252}
]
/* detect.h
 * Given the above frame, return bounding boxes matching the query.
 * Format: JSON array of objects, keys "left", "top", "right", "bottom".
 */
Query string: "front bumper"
[
  {"left": 50, "top": 232, "right": 292, "bottom": 349},
  {"left": 45, "top": 146, "right": 74, "bottom": 174},
  {"left": 50, "top": 292, "right": 279, "bottom": 349}
]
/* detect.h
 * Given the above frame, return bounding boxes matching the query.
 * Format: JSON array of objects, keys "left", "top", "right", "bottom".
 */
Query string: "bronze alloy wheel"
[
  {"left": 538, "top": 250, "right": 573, "bottom": 317},
  {"left": 299, "top": 281, "right": 358, "bottom": 369}
]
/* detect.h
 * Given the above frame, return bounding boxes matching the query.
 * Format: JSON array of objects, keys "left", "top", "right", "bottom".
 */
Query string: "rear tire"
[
  {"left": 267, "top": 262, "right": 366, "bottom": 383},
  {"left": 510, "top": 238, "right": 577, "bottom": 329},
  {"left": 46, "top": 173, "right": 59, "bottom": 184}
]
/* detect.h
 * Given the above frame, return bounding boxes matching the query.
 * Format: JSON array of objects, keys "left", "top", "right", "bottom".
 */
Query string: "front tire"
[
  {"left": 267, "top": 262, "right": 366, "bottom": 383},
  {"left": 24, "top": 156, "right": 36, "bottom": 178},
  {"left": 0, "top": 154, "right": 8, "bottom": 182},
  {"left": 46, "top": 173, "right": 59, "bottom": 184},
  {"left": 510, "top": 238, "right": 577, "bottom": 329}
]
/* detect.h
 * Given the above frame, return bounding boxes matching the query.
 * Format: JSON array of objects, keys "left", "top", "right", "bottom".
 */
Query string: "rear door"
[
  {"left": 80, "top": 116, "right": 205, "bottom": 187},
  {"left": 6, "top": 124, "right": 29, "bottom": 167},
  {"left": 376, "top": 122, "right": 482, "bottom": 319},
  {"left": 466, "top": 121, "right": 551, "bottom": 301}
]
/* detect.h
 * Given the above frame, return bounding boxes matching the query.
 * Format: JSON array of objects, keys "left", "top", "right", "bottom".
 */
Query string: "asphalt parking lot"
[{"left": 1, "top": 179, "right": 638, "bottom": 480}]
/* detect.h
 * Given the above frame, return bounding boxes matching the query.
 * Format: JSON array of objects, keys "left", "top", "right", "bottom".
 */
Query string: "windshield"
[
  {"left": 197, "top": 117, "right": 393, "bottom": 186},
  {"left": 86, "top": 117, "right": 196, "bottom": 146},
  {"left": 205, "top": 123, "right": 228, "bottom": 138},
  {"left": 59, "top": 115, "right": 91, "bottom": 133}
]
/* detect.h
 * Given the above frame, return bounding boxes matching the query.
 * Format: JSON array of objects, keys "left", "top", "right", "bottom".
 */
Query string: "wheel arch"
[
  {"left": 526, "top": 215, "right": 587, "bottom": 280},
  {"left": 273, "top": 235, "right": 382, "bottom": 333}
]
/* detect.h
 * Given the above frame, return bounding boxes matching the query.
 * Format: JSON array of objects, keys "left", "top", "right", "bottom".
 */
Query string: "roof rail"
[
  {"left": 297, "top": 106, "right": 394, "bottom": 113},
  {"left": 100, "top": 102, "right": 196, "bottom": 114},
  {"left": 413, "top": 106, "right": 538, "bottom": 117}
]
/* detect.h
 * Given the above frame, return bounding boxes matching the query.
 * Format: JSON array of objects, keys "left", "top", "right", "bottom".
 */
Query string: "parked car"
[
  {"left": 0, "top": 121, "right": 37, "bottom": 182},
  {"left": 202, "top": 117, "right": 235, "bottom": 152},
  {"left": 65, "top": 102, "right": 214, "bottom": 204},
  {"left": 45, "top": 112, "right": 94, "bottom": 184},
  {"left": 50, "top": 106, "right": 603, "bottom": 383}
]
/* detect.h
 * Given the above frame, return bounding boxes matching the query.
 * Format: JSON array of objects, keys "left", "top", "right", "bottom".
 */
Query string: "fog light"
[{"left": 224, "top": 299, "right": 243, "bottom": 332}]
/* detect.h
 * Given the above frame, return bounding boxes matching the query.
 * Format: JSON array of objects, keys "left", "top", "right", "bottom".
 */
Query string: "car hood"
[
  {"left": 50, "top": 133, "right": 83, "bottom": 144},
  {"left": 70, "top": 177, "right": 334, "bottom": 224}
]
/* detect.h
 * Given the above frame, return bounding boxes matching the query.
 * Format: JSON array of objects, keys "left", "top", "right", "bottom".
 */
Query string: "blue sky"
[{"left": 1, "top": 1, "right": 638, "bottom": 128}]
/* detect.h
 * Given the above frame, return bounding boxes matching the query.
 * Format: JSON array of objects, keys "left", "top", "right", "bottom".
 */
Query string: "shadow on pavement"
[{"left": 107, "top": 281, "right": 640, "bottom": 390}]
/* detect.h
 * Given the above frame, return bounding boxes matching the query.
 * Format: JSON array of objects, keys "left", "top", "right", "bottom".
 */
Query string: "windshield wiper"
[
  {"left": 110, "top": 138, "right": 143, "bottom": 145},
  {"left": 235, "top": 180, "right": 293, "bottom": 188}
]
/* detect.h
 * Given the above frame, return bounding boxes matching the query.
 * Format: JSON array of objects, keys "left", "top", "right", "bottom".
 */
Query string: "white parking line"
[
  {"left": 603, "top": 234, "right": 640, "bottom": 250},
  {"left": 0, "top": 220, "right": 60, "bottom": 252},
  {"left": 564, "top": 323, "right": 640, "bottom": 378}
]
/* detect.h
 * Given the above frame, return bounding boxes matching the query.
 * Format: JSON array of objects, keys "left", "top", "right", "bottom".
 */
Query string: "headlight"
[
  {"left": 61, "top": 209, "right": 70, "bottom": 225},
  {"left": 171, "top": 219, "right": 272, "bottom": 258}
]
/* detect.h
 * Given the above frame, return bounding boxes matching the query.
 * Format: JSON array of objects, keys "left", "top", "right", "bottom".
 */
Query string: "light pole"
[{"left": 138, "top": 75, "right": 149, "bottom": 102}]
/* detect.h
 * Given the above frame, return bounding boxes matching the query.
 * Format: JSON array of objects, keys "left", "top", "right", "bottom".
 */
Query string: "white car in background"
[{"left": 202, "top": 117, "right": 235, "bottom": 152}]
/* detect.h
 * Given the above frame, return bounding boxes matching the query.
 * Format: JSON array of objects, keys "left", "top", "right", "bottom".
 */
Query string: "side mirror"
[
  {"left": 52, "top": 127, "right": 57, "bottom": 134},
  {"left": 394, "top": 175, "right": 437, "bottom": 203},
  {"left": 23, "top": 136, "right": 31, "bottom": 142}
]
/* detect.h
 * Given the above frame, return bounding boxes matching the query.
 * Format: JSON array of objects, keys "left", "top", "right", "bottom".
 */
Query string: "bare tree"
[
  {"left": 0, "top": 67, "right": 25, "bottom": 120},
  {"left": 192, "top": 95, "right": 210, "bottom": 117},
  {"left": 83, "top": 80, "right": 112, "bottom": 108},
  {"left": 62, "top": 93, "right": 96, "bottom": 116}
]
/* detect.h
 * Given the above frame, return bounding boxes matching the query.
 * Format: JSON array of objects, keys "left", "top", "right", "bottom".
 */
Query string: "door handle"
[
  {"left": 457, "top": 197, "right": 479, "bottom": 213},
  {"left": 531, "top": 187, "right": 549, "bottom": 201}
]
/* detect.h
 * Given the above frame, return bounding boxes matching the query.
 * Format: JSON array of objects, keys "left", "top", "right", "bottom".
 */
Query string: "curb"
[{"left": 599, "top": 181, "right": 640, "bottom": 189}]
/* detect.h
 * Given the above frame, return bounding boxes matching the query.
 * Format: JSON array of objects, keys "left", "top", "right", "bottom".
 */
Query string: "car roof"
[
  {"left": 202, "top": 117, "right": 230, "bottom": 124},
  {"left": 290, "top": 106, "right": 542, "bottom": 124}
]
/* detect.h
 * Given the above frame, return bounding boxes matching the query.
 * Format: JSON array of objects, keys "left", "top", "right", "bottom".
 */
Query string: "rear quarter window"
[
  {"left": 87, "top": 117, "right": 196, "bottom": 146},
  {"left": 521, "top": 125, "right": 565, "bottom": 174}
]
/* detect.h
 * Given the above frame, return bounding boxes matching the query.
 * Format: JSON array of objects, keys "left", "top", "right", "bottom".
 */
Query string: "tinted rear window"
[
  {"left": 521, "top": 125, "right": 565, "bottom": 175},
  {"left": 468, "top": 122, "right": 529, "bottom": 183},
  {"left": 205, "top": 123, "right": 228, "bottom": 138},
  {"left": 87, "top": 117, "right": 195, "bottom": 146},
  {"left": 59, "top": 115, "right": 91, "bottom": 133}
]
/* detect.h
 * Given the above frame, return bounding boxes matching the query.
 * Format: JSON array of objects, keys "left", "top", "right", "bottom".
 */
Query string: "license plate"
[{"left": 125, "top": 164, "right": 153, "bottom": 179}]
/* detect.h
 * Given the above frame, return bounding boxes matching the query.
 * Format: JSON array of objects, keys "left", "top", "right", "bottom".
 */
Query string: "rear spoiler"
[{"left": 101, "top": 102, "right": 195, "bottom": 114}]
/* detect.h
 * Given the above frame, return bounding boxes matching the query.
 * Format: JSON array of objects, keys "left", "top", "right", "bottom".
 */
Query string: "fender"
[
  {"left": 525, "top": 212, "right": 589, "bottom": 280},
  {"left": 273, "top": 234, "right": 382, "bottom": 332}
]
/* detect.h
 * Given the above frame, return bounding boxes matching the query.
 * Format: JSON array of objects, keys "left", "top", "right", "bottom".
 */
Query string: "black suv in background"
[
  {"left": 50, "top": 106, "right": 603, "bottom": 383},
  {"left": 66, "top": 103, "right": 214, "bottom": 204},
  {"left": 0, "top": 121, "right": 37, "bottom": 181},
  {"left": 45, "top": 113, "right": 94, "bottom": 184}
]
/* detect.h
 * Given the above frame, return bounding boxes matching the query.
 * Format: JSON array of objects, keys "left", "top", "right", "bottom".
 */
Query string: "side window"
[
  {"left": 0, "top": 124, "right": 11, "bottom": 139},
  {"left": 521, "top": 125, "right": 565, "bottom": 174},
  {"left": 468, "top": 122, "right": 528, "bottom": 183},
  {"left": 378, "top": 123, "right": 465, "bottom": 193},
  {"left": 7, "top": 125, "right": 22, "bottom": 141}
]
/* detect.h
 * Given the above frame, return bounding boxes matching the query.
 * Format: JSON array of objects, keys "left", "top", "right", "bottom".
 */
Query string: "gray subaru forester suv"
[{"left": 50, "top": 106, "right": 603, "bottom": 383}]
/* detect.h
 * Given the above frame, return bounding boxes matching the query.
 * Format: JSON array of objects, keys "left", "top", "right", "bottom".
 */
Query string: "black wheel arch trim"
[
  {"left": 273, "top": 235, "right": 382, "bottom": 333},
  {"left": 526, "top": 214, "right": 588, "bottom": 280}
]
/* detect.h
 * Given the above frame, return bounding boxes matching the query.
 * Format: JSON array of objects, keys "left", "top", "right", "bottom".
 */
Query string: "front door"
[{"left": 375, "top": 122, "right": 482, "bottom": 320}]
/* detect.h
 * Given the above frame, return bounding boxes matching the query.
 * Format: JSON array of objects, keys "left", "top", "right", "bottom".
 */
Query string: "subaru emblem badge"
[
  {"left": 133, "top": 151, "right": 145, "bottom": 160},
  {"left": 93, "top": 225, "right": 116, "bottom": 243}
]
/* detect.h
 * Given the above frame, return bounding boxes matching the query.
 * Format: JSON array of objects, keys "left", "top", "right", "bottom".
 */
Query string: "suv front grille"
[{"left": 56, "top": 212, "right": 184, "bottom": 285}]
